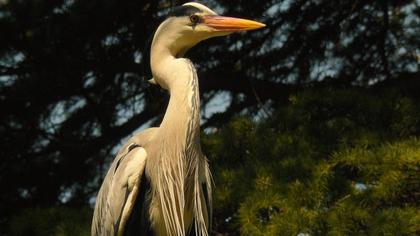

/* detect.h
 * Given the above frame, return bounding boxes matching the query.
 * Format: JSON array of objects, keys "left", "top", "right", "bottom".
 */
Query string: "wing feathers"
[
  {"left": 92, "top": 146, "right": 147, "bottom": 236},
  {"left": 116, "top": 147, "right": 147, "bottom": 236}
]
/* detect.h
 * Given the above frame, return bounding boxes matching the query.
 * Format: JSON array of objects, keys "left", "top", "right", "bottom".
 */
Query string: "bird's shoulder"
[
  {"left": 116, "top": 127, "right": 158, "bottom": 157},
  {"left": 109, "top": 127, "right": 158, "bottom": 175}
]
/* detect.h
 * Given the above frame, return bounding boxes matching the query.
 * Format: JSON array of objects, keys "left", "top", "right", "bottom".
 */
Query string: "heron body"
[{"left": 92, "top": 3, "right": 265, "bottom": 236}]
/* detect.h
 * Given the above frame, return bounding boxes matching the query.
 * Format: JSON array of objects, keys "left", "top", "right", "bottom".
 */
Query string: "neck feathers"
[{"left": 147, "top": 56, "right": 210, "bottom": 236}]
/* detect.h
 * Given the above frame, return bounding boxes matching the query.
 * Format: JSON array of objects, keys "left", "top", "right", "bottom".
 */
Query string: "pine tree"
[{"left": 203, "top": 84, "right": 420, "bottom": 235}]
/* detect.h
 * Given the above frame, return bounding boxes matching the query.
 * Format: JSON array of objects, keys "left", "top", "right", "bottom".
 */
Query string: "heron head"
[
  {"left": 152, "top": 2, "right": 265, "bottom": 58},
  {"left": 149, "top": 2, "right": 265, "bottom": 89}
]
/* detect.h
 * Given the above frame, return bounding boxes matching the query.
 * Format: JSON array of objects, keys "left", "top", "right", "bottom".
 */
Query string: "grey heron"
[{"left": 91, "top": 2, "right": 265, "bottom": 236}]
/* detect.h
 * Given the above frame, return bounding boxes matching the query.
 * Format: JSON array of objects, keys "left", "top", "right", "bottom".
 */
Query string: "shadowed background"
[{"left": 1, "top": 0, "right": 419, "bottom": 235}]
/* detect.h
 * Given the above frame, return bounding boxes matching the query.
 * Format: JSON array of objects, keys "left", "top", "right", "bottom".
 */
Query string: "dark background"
[{"left": 1, "top": 0, "right": 419, "bottom": 235}]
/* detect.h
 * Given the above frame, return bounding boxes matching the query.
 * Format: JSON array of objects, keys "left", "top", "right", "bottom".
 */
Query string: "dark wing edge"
[
  {"left": 91, "top": 128, "right": 157, "bottom": 236},
  {"left": 91, "top": 146, "right": 147, "bottom": 236}
]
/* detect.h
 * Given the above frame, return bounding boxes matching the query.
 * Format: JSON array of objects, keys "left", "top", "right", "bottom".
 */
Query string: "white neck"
[
  {"left": 150, "top": 24, "right": 201, "bottom": 143},
  {"left": 148, "top": 32, "right": 203, "bottom": 236},
  {"left": 161, "top": 74, "right": 201, "bottom": 146},
  {"left": 147, "top": 18, "right": 210, "bottom": 236}
]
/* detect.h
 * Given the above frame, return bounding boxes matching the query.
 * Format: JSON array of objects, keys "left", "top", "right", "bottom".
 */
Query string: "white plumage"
[{"left": 92, "top": 2, "right": 265, "bottom": 236}]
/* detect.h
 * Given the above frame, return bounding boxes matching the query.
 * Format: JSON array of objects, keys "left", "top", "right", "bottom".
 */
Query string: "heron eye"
[{"left": 189, "top": 14, "right": 200, "bottom": 24}]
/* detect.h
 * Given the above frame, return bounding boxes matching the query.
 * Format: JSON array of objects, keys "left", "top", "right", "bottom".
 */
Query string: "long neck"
[
  {"left": 148, "top": 31, "right": 205, "bottom": 236},
  {"left": 150, "top": 32, "right": 201, "bottom": 147},
  {"left": 161, "top": 71, "right": 201, "bottom": 146}
]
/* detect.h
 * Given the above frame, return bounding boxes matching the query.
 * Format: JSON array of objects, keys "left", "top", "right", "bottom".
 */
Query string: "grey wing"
[
  {"left": 91, "top": 128, "right": 157, "bottom": 236},
  {"left": 92, "top": 145, "right": 147, "bottom": 236}
]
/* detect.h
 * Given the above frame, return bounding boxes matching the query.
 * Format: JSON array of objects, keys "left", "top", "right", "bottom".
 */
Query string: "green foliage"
[
  {"left": 1, "top": 0, "right": 419, "bottom": 230},
  {"left": 203, "top": 86, "right": 420, "bottom": 235},
  {"left": 1, "top": 0, "right": 419, "bottom": 233},
  {"left": 9, "top": 207, "right": 92, "bottom": 236}
]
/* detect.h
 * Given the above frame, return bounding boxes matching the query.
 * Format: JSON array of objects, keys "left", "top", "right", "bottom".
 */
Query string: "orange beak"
[{"left": 203, "top": 15, "right": 266, "bottom": 32}]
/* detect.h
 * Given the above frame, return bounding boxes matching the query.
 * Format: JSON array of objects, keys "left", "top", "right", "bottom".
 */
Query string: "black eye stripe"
[{"left": 170, "top": 5, "right": 202, "bottom": 17}]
